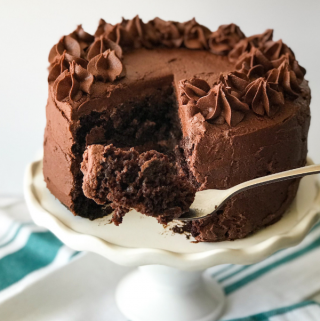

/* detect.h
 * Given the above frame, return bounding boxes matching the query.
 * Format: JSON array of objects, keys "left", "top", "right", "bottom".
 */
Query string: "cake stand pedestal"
[
  {"left": 116, "top": 265, "right": 225, "bottom": 321},
  {"left": 24, "top": 160, "right": 320, "bottom": 321}
]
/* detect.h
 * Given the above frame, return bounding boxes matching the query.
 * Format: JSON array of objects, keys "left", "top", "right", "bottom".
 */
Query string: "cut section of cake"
[{"left": 81, "top": 144, "right": 195, "bottom": 225}]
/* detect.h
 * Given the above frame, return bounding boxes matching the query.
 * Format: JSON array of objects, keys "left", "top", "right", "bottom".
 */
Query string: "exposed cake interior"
[
  {"left": 81, "top": 145, "right": 195, "bottom": 225},
  {"left": 72, "top": 83, "right": 194, "bottom": 222}
]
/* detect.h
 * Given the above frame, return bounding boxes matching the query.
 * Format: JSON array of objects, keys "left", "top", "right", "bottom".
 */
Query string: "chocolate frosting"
[
  {"left": 243, "top": 77, "right": 284, "bottom": 116},
  {"left": 196, "top": 83, "right": 249, "bottom": 126},
  {"left": 179, "top": 61, "right": 294, "bottom": 125},
  {"left": 48, "top": 35, "right": 87, "bottom": 65},
  {"left": 87, "top": 36, "right": 123, "bottom": 60},
  {"left": 97, "top": 19, "right": 135, "bottom": 48},
  {"left": 236, "top": 48, "right": 273, "bottom": 79},
  {"left": 220, "top": 71, "right": 249, "bottom": 96},
  {"left": 94, "top": 19, "right": 113, "bottom": 38},
  {"left": 125, "top": 15, "right": 160, "bottom": 48},
  {"left": 47, "top": 17, "right": 306, "bottom": 124},
  {"left": 53, "top": 70, "right": 73, "bottom": 102},
  {"left": 53, "top": 61, "right": 94, "bottom": 102},
  {"left": 151, "top": 18, "right": 183, "bottom": 48},
  {"left": 48, "top": 52, "right": 68, "bottom": 83},
  {"left": 228, "top": 29, "right": 273, "bottom": 62},
  {"left": 261, "top": 39, "right": 294, "bottom": 61},
  {"left": 49, "top": 35, "right": 79, "bottom": 62},
  {"left": 208, "top": 23, "right": 245, "bottom": 55},
  {"left": 87, "top": 49, "right": 125, "bottom": 82},
  {"left": 271, "top": 53, "right": 306, "bottom": 83},
  {"left": 179, "top": 78, "right": 210, "bottom": 104},
  {"left": 69, "top": 25, "right": 95, "bottom": 54},
  {"left": 71, "top": 62, "right": 94, "bottom": 95},
  {"left": 183, "top": 18, "right": 211, "bottom": 49},
  {"left": 179, "top": 78, "right": 249, "bottom": 126},
  {"left": 266, "top": 61, "right": 301, "bottom": 98}
]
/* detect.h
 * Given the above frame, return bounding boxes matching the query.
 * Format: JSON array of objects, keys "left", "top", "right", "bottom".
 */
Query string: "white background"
[{"left": 0, "top": 0, "right": 319, "bottom": 195}]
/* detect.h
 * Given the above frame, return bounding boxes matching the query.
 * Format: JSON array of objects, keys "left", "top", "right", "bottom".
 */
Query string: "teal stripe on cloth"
[
  {"left": 218, "top": 265, "right": 250, "bottom": 283},
  {"left": 211, "top": 265, "right": 234, "bottom": 279},
  {"left": 224, "top": 234, "right": 320, "bottom": 295},
  {"left": 217, "top": 221, "right": 320, "bottom": 284},
  {"left": 222, "top": 300, "right": 320, "bottom": 321},
  {"left": 0, "top": 222, "right": 34, "bottom": 249},
  {"left": 69, "top": 251, "right": 81, "bottom": 260},
  {"left": 0, "top": 232, "right": 63, "bottom": 291}
]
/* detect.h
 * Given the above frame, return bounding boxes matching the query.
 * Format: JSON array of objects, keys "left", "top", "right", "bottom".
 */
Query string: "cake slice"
[{"left": 81, "top": 144, "right": 195, "bottom": 225}]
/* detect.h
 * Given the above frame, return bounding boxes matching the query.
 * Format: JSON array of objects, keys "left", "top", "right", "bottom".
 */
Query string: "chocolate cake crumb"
[
  {"left": 171, "top": 221, "right": 193, "bottom": 239},
  {"left": 81, "top": 145, "right": 196, "bottom": 225}
]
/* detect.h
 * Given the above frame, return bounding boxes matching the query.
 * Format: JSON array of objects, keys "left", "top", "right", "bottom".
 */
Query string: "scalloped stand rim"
[{"left": 115, "top": 265, "right": 226, "bottom": 321}]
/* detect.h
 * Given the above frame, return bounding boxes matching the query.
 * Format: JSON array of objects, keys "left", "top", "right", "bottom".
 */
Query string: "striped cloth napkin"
[{"left": 0, "top": 196, "right": 319, "bottom": 321}]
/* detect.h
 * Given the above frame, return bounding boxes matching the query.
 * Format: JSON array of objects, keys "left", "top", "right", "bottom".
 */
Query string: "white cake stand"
[{"left": 24, "top": 159, "right": 320, "bottom": 321}]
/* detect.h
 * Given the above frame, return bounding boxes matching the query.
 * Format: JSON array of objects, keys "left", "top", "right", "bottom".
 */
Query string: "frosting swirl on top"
[
  {"left": 48, "top": 49, "right": 88, "bottom": 83},
  {"left": 87, "top": 36, "right": 123, "bottom": 60},
  {"left": 260, "top": 39, "right": 294, "bottom": 61},
  {"left": 96, "top": 19, "right": 134, "bottom": 48},
  {"left": 87, "top": 49, "right": 125, "bottom": 82},
  {"left": 179, "top": 78, "right": 250, "bottom": 126},
  {"left": 183, "top": 18, "right": 211, "bottom": 49},
  {"left": 47, "top": 17, "right": 307, "bottom": 114},
  {"left": 197, "top": 83, "right": 250, "bottom": 126},
  {"left": 48, "top": 33, "right": 88, "bottom": 71},
  {"left": 228, "top": 29, "right": 273, "bottom": 62},
  {"left": 235, "top": 48, "right": 273, "bottom": 79},
  {"left": 180, "top": 68, "right": 296, "bottom": 126},
  {"left": 53, "top": 61, "right": 94, "bottom": 102},
  {"left": 208, "top": 23, "right": 245, "bottom": 55},
  {"left": 69, "top": 25, "right": 95, "bottom": 54},
  {"left": 243, "top": 77, "right": 284, "bottom": 117},
  {"left": 266, "top": 61, "right": 302, "bottom": 98},
  {"left": 220, "top": 71, "right": 249, "bottom": 97},
  {"left": 49, "top": 35, "right": 81, "bottom": 63},
  {"left": 124, "top": 15, "right": 160, "bottom": 48},
  {"left": 179, "top": 78, "right": 211, "bottom": 104},
  {"left": 271, "top": 53, "right": 306, "bottom": 83},
  {"left": 94, "top": 18, "right": 114, "bottom": 38},
  {"left": 151, "top": 18, "right": 184, "bottom": 48},
  {"left": 48, "top": 52, "right": 68, "bottom": 83}
]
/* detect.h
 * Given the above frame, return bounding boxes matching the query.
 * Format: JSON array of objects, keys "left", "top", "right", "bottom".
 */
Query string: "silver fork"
[{"left": 177, "top": 164, "right": 320, "bottom": 221}]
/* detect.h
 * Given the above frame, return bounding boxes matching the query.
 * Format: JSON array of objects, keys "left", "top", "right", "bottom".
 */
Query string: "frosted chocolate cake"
[{"left": 43, "top": 17, "right": 310, "bottom": 242}]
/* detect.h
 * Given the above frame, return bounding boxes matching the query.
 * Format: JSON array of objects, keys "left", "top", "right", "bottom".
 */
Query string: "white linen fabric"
[{"left": 0, "top": 197, "right": 319, "bottom": 321}]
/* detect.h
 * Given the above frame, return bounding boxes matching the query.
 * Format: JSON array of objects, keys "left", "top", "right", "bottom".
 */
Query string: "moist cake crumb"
[{"left": 81, "top": 144, "right": 195, "bottom": 225}]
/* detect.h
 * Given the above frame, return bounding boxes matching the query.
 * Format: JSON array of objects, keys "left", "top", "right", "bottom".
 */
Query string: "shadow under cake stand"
[{"left": 24, "top": 159, "right": 320, "bottom": 321}]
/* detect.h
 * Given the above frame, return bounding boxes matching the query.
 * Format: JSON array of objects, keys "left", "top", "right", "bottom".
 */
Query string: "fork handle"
[{"left": 228, "top": 164, "right": 320, "bottom": 198}]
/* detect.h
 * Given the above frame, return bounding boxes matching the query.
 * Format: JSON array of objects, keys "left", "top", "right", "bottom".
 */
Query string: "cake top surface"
[{"left": 48, "top": 16, "right": 309, "bottom": 129}]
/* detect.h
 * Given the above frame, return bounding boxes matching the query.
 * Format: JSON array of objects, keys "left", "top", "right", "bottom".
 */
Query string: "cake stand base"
[{"left": 115, "top": 265, "right": 225, "bottom": 321}]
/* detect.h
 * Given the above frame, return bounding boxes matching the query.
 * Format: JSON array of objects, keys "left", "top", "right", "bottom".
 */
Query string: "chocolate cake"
[{"left": 43, "top": 17, "right": 311, "bottom": 242}]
